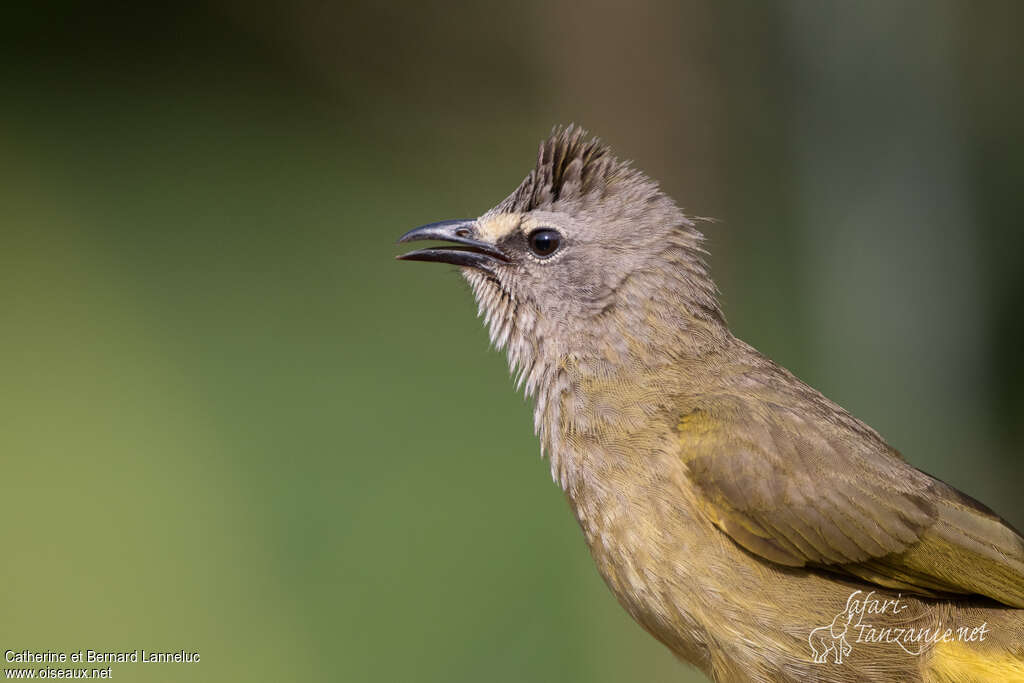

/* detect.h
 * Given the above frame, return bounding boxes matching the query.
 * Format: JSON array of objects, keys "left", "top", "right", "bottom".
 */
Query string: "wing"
[{"left": 677, "top": 397, "right": 1024, "bottom": 607}]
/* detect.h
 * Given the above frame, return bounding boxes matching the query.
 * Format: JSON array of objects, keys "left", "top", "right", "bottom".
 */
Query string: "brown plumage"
[{"left": 397, "top": 125, "right": 1024, "bottom": 682}]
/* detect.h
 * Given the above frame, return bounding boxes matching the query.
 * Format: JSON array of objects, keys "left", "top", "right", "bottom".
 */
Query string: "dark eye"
[{"left": 527, "top": 228, "right": 562, "bottom": 258}]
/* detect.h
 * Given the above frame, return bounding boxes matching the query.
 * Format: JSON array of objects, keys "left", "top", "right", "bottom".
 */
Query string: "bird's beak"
[{"left": 396, "top": 219, "right": 509, "bottom": 273}]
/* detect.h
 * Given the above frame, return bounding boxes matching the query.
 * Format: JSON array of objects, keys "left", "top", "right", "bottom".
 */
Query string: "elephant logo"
[
  {"left": 808, "top": 590, "right": 901, "bottom": 664},
  {"left": 808, "top": 610, "right": 854, "bottom": 664}
]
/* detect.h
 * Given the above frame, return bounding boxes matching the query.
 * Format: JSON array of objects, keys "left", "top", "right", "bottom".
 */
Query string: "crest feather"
[{"left": 494, "top": 124, "right": 642, "bottom": 213}]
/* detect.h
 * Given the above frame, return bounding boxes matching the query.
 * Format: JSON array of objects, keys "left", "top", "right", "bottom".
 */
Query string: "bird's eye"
[{"left": 527, "top": 229, "right": 562, "bottom": 258}]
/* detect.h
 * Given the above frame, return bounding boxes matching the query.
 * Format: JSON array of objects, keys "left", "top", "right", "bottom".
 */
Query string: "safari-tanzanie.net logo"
[{"left": 808, "top": 590, "right": 990, "bottom": 664}]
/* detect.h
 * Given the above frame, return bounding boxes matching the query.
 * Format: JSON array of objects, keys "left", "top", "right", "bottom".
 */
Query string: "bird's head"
[{"left": 397, "top": 125, "right": 726, "bottom": 397}]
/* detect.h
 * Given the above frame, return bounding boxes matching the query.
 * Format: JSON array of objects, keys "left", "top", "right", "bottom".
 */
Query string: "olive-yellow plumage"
[{"left": 397, "top": 126, "right": 1024, "bottom": 682}]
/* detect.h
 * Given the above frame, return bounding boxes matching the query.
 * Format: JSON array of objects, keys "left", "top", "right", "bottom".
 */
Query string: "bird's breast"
[{"left": 548, "top": 398, "right": 718, "bottom": 664}]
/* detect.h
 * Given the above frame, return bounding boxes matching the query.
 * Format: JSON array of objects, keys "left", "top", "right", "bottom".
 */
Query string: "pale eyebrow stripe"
[{"left": 477, "top": 213, "right": 521, "bottom": 241}]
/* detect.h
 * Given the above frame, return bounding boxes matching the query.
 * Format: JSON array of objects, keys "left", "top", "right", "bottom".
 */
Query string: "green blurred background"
[{"left": 2, "top": 2, "right": 1022, "bottom": 681}]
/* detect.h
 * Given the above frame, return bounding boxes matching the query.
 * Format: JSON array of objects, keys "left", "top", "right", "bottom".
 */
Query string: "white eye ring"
[{"left": 527, "top": 228, "right": 562, "bottom": 258}]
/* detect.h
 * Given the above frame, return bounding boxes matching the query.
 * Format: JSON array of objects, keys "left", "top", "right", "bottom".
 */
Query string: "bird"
[{"left": 396, "top": 125, "right": 1024, "bottom": 682}]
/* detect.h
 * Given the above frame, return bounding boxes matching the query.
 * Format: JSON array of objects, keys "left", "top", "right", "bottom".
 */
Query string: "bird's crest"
[{"left": 494, "top": 124, "right": 638, "bottom": 214}]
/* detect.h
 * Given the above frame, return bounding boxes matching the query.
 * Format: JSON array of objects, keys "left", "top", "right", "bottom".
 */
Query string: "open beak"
[{"left": 396, "top": 219, "right": 508, "bottom": 273}]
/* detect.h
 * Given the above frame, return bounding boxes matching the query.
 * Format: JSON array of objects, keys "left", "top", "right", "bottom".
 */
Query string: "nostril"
[{"left": 455, "top": 228, "right": 471, "bottom": 238}]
